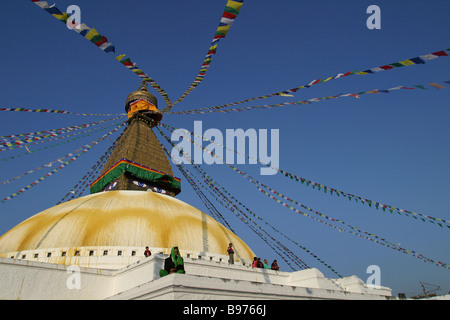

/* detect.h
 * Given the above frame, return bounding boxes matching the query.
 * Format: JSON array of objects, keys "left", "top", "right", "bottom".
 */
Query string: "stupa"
[
  {"left": 0, "top": 83, "right": 395, "bottom": 300},
  {"left": 0, "top": 82, "right": 255, "bottom": 270}
]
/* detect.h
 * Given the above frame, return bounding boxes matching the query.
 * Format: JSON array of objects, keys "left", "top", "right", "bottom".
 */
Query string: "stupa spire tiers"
[
  {"left": 90, "top": 82, "right": 181, "bottom": 196},
  {"left": 124, "top": 81, "right": 162, "bottom": 122}
]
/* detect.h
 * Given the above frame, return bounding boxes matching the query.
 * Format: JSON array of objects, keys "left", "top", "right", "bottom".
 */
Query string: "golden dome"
[{"left": 0, "top": 191, "right": 255, "bottom": 266}]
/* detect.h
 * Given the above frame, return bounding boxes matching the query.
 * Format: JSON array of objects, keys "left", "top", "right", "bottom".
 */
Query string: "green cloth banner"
[{"left": 90, "top": 158, "right": 181, "bottom": 194}]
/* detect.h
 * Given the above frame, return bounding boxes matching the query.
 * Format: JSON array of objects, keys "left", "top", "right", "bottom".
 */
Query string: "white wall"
[{"left": 0, "top": 253, "right": 392, "bottom": 300}]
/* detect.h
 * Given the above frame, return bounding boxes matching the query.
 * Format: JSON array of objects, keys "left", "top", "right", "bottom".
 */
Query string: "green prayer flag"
[
  {"left": 390, "top": 62, "right": 404, "bottom": 67},
  {"left": 224, "top": 6, "right": 240, "bottom": 15}
]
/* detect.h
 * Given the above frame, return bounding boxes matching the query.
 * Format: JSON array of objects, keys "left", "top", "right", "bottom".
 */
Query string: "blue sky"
[{"left": 1, "top": 0, "right": 449, "bottom": 297}]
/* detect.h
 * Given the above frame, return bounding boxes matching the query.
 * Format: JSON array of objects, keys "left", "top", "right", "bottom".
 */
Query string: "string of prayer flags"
[
  {"left": 255, "top": 185, "right": 449, "bottom": 270},
  {"left": 159, "top": 123, "right": 449, "bottom": 271},
  {"left": 166, "top": 80, "right": 449, "bottom": 115},
  {"left": 2, "top": 122, "right": 125, "bottom": 187},
  {"left": 1, "top": 120, "right": 125, "bottom": 163},
  {"left": 115, "top": 54, "right": 173, "bottom": 107},
  {"left": 3, "top": 149, "right": 95, "bottom": 187},
  {"left": 166, "top": 48, "right": 450, "bottom": 115},
  {"left": 29, "top": 1, "right": 172, "bottom": 107},
  {"left": 1, "top": 155, "right": 81, "bottom": 204},
  {"left": 164, "top": 0, "right": 245, "bottom": 112},
  {"left": 0, "top": 107, "right": 126, "bottom": 117},
  {"left": 157, "top": 126, "right": 343, "bottom": 275},
  {"left": 57, "top": 130, "right": 125, "bottom": 204},
  {"left": 59, "top": 148, "right": 110, "bottom": 202},
  {"left": 228, "top": 165, "right": 449, "bottom": 270},
  {"left": 0, "top": 117, "right": 125, "bottom": 153},
  {"left": 159, "top": 124, "right": 450, "bottom": 271},
  {"left": 160, "top": 131, "right": 311, "bottom": 272},
  {"left": 0, "top": 116, "right": 124, "bottom": 144},
  {"left": 159, "top": 142, "right": 236, "bottom": 233},
  {"left": 276, "top": 167, "right": 450, "bottom": 230},
  {"left": 197, "top": 168, "right": 341, "bottom": 275},
  {"left": 158, "top": 120, "right": 450, "bottom": 231},
  {"left": 1, "top": 122, "right": 126, "bottom": 204},
  {"left": 157, "top": 126, "right": 302, "bottom": 271},
  {"left": 30, "top": 1, "right": 115, "bottom": 52}
]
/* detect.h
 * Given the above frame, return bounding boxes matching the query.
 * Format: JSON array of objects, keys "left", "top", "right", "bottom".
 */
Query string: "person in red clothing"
[
  {"left": 144, "top": 246, "right": 152, "bottom": 257},
  {"left": 257, "top": 258, "right": 264, "bottom": 268},
  {"left": 271, "top": 260, "right": 279, "bottom": 271},
  {"left": 227, "top": 243, "right": 235, "bottom": 264},
  {"left": 252, "top": 257, "right": 258, "bottom": 268}
]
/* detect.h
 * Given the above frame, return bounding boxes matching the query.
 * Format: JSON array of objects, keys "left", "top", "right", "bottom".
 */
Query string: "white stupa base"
[{"left": 0, "top": 253, "right": 393, "bottom": 300}]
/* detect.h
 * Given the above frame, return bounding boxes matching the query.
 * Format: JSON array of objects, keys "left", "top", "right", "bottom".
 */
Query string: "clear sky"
[{"left": 1, "top": 0, "right": 449, "bottom": 297}]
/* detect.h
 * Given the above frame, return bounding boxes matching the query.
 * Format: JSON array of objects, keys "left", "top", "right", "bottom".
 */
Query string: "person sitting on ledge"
[
  {"left": 271, "top": 260, "right": 279, "bottom": 271},
  {"left": 159, "top": 246, "right": 185, "bottom": 277}
]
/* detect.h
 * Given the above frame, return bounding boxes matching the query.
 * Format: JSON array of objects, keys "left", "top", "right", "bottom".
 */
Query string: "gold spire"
[
  {"left": 89, "top": 82, "right": 180, "bottom": 196},
  {"left": 125, "top": 81, "right": 162, "bottom": 122}
]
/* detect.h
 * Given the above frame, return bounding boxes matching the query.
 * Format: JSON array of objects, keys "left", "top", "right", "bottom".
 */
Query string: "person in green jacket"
[{"left": 160, "top": 247, "right": 185, "bottom": 277}]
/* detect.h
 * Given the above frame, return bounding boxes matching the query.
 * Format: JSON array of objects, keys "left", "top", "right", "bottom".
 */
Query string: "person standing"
[
  {"left": 227, "top": 243, "right": 235, "bottom": 265},
  {"left": 144, "top": 246, "right": 152, "bottom": 257}
]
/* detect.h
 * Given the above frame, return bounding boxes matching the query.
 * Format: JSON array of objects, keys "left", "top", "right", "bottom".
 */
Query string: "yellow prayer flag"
[
  {"left": 429, "top": 83, "right": 445, "bottom": 89},
  {"left": 399, "top": 59, "right": 415, "bottom": 66},
  {"left": 85, "top": 28, "right": 100, "bottom": 41},
  {"left": 227, "top": 0, "right": 244, "bottom": 11},
  {"left": 217, "top": 25, "right": 231, "bottom": 35}
]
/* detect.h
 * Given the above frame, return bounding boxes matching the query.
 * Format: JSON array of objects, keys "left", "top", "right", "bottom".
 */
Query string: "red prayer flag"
[
  {"left": 95, "top": 36, "right": 108, "bottom": 46},
  {"left": 222, "top": 12, "right": 237, "bottom": 19},
  {"left": 432, "top": 50, "right": 448, "bottom": 57}
]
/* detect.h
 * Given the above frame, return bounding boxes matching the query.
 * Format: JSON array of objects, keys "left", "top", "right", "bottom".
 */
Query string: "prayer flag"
[
  {"left": 399, "top": 59, "right": 415, "bottom": 66},
  {"left": 429, "top": 83, "right": 445, "bottom": 89},
  {"left": 390, "top": 62, "right": 404, "bottom": 68},
  {"left": 85, "top": 28, "right": 100, "bottom": 41},
  {"left": 420, "top": 53, "right": 439, "bottom": 61},
  {"left": 409, "top": 57, "right": 425, "bottom": 64},
  {"left": 227, "top": 0, "right": 244, "bottom": 12},
  {"left": 432, "top": 50, "right": 448, "bottom": 57}
]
